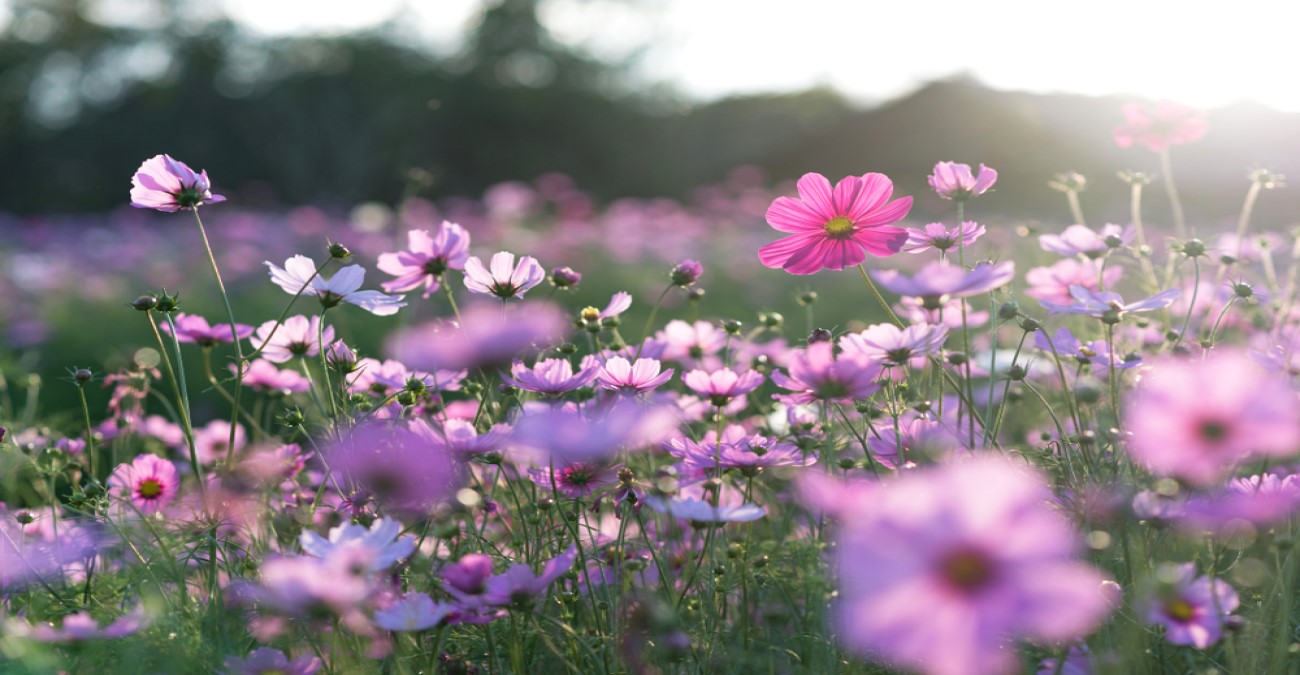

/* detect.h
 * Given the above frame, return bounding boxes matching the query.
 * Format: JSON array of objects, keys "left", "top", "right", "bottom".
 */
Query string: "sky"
[{"left": 207, "top": 0, "right": 1300, "bottom": 111}]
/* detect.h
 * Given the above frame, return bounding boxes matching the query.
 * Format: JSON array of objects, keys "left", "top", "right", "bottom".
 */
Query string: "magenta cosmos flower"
[
  {"left": 758, "top": 172, "right": 912, "bottom": 275},
  {"left": 1114, "top": 100, "right": 1208, "bottom": 152},
  {"left": 771, "top": 341, "right": 882, "bottom": 405},
  {"left": 595, "top": 356, "right": 674, "bottom": 394},
  {"left": 463, "top": 251, "right": 545, "bottom": 299},
  {"left": 928, "top": 162, "right": 997, "bottom": 201},
  {"left": 377, "top": 222, "right": 471, "bottom": 298},
  {"left": 161, "top": 312, "right": 254, "bottom": 348},
  {"left": 130, "top": 154, "right": 226, "bottom": 212},
  {"left": 840, "top": 323, "right": 948, "bottom": 367},
  {"left": 1142, "top": 563, "right": 1239, "bottom": 649},
  {"left": 814, "top": 457, "right": 1114, "bottom": 675},
  {"left": 108, "top": 454, "right": 179, "bottom": 515},
  {"left": 682, "top": 367, "right": 765, "bottom": 406},
  {"left": 1125, "top": 350, "right": 1300, "bottom": 485}
]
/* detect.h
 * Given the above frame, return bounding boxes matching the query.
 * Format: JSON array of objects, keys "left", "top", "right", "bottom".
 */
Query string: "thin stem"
[
  {"left": 149, "top": 313, "right": 201, "bottom": 493},
  {"left": 1066, "top": 190, "right": 1087, "bottom": 227},
  {"left": 76, "top": 385, "right": 98, "bottom": 482},
  {"left": 1175, "top": 256, "right": 1201, "bottom": 348},
  {"left": 1159, "top": 148, "right": 1188, "bottom": 239},
  {"left": 633, "top": 286, "right": 673, "bottom": 360},
  {"left": 191, "top": 208, "right": 246, "bottom": 472},
  {"left": 1233, "top": 179, "right": 1264, "bottom": 261}
]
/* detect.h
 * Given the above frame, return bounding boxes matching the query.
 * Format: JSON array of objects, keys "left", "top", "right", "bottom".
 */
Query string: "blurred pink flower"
[
  {"left": 1114, "top": 101, "right": 1208, "bottom": 152},
  {"left": 1025, "top": 258, "right": 1121, "bottom": 306},
  {"left": 1142, "top": 563, "right": 1238, "bottom": 648},
  {"left": 1126, "top": 351, "right": 1300, "bottom": 485},
  {"left": 1039, "top": 223, "right": 1134, "bottom": 258},
  {"left": 130, "top": 154, "right": 226, "bottom": 212},
  {"left": 222, "top": 647, "right": 322, "bottom": 675},
  {"left": 161, "top": 312, "right": 253, "bottom": 347},
  {"left": 373, "top": 593, "right": 454, "bottom": 632},
  {"left": 758, "top": 172, "right": 911, "bottom": 275},
  {"left": 902, "top": 221, "right": 986, "bottom": 254},
  {"left": 771, "top": 341, "right": 882, "bottom": 405},
  {"left": 810, "top": 457, "right": 1114, "bottom": 675}
]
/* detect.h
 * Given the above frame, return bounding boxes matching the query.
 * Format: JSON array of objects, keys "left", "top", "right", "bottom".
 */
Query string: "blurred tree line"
[{"left": 5, "top": 0, "right": 1299, "bottom": 225}]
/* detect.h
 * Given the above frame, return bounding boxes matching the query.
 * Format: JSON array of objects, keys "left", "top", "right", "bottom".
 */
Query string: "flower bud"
[
  {"left": 154, "top": 291, "right": 180, "bottom": 313},
  {"left": 550, "top": 266, "right": 582, "bottom": 288},
  {"left": 328, "top": 242, "right": 352, "bottom": 259},
  {"left": 1181, "top": 239, "right": 1207, "bottom": 258},
  {"left": 808, "top": 328, "right": 832, "bottom": 344},
  {"left": 670, "top": 259, "right": 703, "bottom": 286},
  {"left": 997, "top": 301, "right": 1020, "bottom": 321},
  {"left": 722, "top": 320, "right": 743, "bottom": 335},
  {"left": 130, "top": 294, "right": 158, "bottom": 311},
  {"left": 1018, "top": 317, "right": 1041, "bottom": 332},
  {"left": 797, "top": 291, "right": 818, "bottom": 305},
  {"left": 73, "top": 368, "right": 93, "bottom": 384},
  {"left": 759, "top": 311, "right": 783, "bottom": 329}
]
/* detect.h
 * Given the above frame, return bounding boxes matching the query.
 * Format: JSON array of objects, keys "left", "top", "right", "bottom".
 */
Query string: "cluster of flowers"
[{"left": 2, "top": 99, "right": 1298, "bottom": 674}]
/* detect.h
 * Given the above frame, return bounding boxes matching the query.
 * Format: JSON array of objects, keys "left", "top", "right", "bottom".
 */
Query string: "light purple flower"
[
  {"left": 871, "top": 261, "right": 1015, "bottom": 304},
  {"left": 682, "top": 367, "right": 765, "bottom": 406},
  {"left": 595, "top": 292, "right": 632, "bottom": 320},
  {"left": 481, "top": 547, "right": 577, "bottom": 608},
  {"left": 643, "top": 497, "right": 766, "bottom": 523},
  {"left": 235, "top": 359, "right": 310, "bottom": 395},
  {"left": 810, "top": 457, "right": 1114, "bottom": 675},
  {"left": 1025, "top": 258, "right": 1121, "bottom": 306},
  {"left": 658, "top": 320, "right": 727, "bottom": 368},
  {"left": 463, "top": 251, "right": 545, "bottom": 299},
  {"left": 130, "top": 154, "right": 226, "bottom": 212},
  {"left": 902, "top": 221, "right": 986, "bottom": 253},
  {"left": 387, "top": 302, "right": 569, "bottom": 371},
  {"left": 529, "top": 461, "right": 620, "bottom": 499},
  {"left": 326, "top": 423, "right": 462, "bottom": 518},
  {"left": 840, "top": 323, "right": 948, "bottom": 366},
  {"left": 771, "top": 342, "right": 882, "bottom": 405},
  {"left": 1034, "top": 328, "right": 1140, "bottom": 370},
  {"left": 1142, "top": 563, "right": 1239, "bottom": 648},
  {"left": 300, "top": 518, "right": 415, "bottom": 572},
  {"left": 377, "top": 222, "right": 471, "bottom": 298},
  {"left": 928, "top": 162, "right": 997, "bottom": 201},
  {"left": 12, "top": 606, "right": 149, "bottom": 642},
  {"left": 509, "top": 400, "right": 679, "bottom": 466},
  {"left": 221, "top": 647, "right": 322, "bottom": 675},
  {"left": 504, "top": 358, "right": 598, "bottom": 395},
  {"left": 266, "top": 255, "right": 407, "bottom": 316},
  {"left": 373, "top": 593, "right": 454, "bottom": 632},
  {"left": 442, "top": 553, "right": 496, "bottom": 601},
  {"left": 252, "top": 315, "right": 335, "bottom": 363},
  {"left": 595, "top": 357, "right": 675, "bottom": 394},
  {"left": 1039, "top": 285, "right": 1180, "bottom": 319},
  {"left": 1039, "top": 223, "right": 1135, "bottom": 258}
]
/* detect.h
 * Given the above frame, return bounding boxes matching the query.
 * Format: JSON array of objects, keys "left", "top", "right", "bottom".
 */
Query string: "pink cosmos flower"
[
  {"left": 810, "top": 457, "right": 1114, "bottom": 675},
  {"left": 927, "top": 162, "right": 998, "bottom": 201},
  {"left": 108, "top": 454, "right": 179, "bottom": 514},
  {"left": 266, "top": 256, "right": 406, "bottom": 316},
  {"left": 504, "top": 358, "right": 598, "bottom": 395},
  {"left": 1142, "top": 563, "right": 1238, "bottom": 648},
  {"left": 840, "top": 323, "right": 948, "bottom": 367},
  {"left": 235, "top": 359, "right": 310, "bottom": 395},
  {"left": 1125, "top": 350, "right": 1300, "bottom": 485},
  {"left": 1034, "top": 328, "right": 1140, "bottom": 370},
  {"left": 130, "top": 154, "right": 226, "bottom": 211},
  {"left": 657, "top": 320, "right": 727, "bottom": 368},
  {"left": 682, "top": 367, "right": 765, "bottom": 406},
  {"left": 1114, "top": 101, "right": 1208, "bottom": 152},
  {"left": 252, "top": 315, "right": 335, "bottom": 363},
  {"left": 161, "top": 312, "right": 253, "bottom": 347},
  {"left": 758, "top": 172, "right": 912, "bottom": 275},
  {"left": 221, "top": 647, "right": 322, "bottom": 675},
  {"left": 1040, "top": 285, "right": 1180, "bottom": 319},
  {"left": 902, "top": 221, "right": 986, "bottom": 254},
  {"left": 529, "top": 461, "right": 619, "bottom": 499},
  {"left": 377, "top": 222, "right": 471, "bottom": 298},
  {"left": 373, "top": 593, "right": 454, "bottom": 632},
  {"left": 595, "top": 356, "right": 675, "bottom": 394},
  {"left": 897, "top": 296, "right": 990, "bottom": 329},
  {"left": 463, "top": 251, "right": 545, "bottom": 299},
  {"left": 12, "top": 606, "right": 149, "bottom": 642},
  {"left": 871, "top": 261, "right": 1015, "bottom": 304},
  {"left": 509, "top": 401, "right": 679, "bottom": 466},
  {"left": 194, "top": 419, "right": 247, "bottom": 465},
  {"left": 326, "top": 423, "right": 462, "bottom": 518},
  {"left": 1024, "top": 258, "right": 1122, "bottom": 306},
  {"left": 771, "top": 342, "right": 882, "bottom": 405},
  {"left": 441, "top": 554, "right": 496, "bottom": 601},
  {"left": 1039, "top": 223, "right": 1135, "bottom": 258}
]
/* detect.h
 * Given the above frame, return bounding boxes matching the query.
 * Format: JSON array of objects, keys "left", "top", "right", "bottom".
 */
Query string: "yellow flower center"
[
  {"left": 823, "top": 217, "right": 854, "bottom": 237},
  {"left": 1165, "top": 598, "right": 1195, "bottom": 621},
  {"left": 137, "top": 478, "right": 164, "bottom": 499}
]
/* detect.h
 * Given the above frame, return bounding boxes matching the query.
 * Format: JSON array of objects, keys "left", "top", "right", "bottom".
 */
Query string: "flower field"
[{"left": 3, "top": 101, "right": 1300, "bottom": 675}]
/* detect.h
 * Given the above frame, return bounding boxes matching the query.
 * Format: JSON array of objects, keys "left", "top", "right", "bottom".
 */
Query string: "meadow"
[{"left": 1, "top": 101, "right": 1297, "bottom": 675}]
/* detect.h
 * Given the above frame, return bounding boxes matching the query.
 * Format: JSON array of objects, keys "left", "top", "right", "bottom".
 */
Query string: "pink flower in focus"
[
  {"left": 108, "top": 454, "right": 179, "bottom": 514},
  {"left": 1114, "top": 101, "right": 1208, "bottom": 152},
  {"left": 377, "top": 222, "right": 471, "bottom": 298},
  {"left": 252, "top": 315, "right": 335, "bottom": 363},
  {"left": 504, "top": 358, "right": 598, "bottom": 395},
  {"left": 840, "top": 323, "right": 948, "bottom": 367},
  {"left": 927, "top": 162, "right": 998, "bottom": 201},
  {"left": 771, "top": 342, "right": 882, "bottom": 405},
  {"left": 1142, "top": 563, "right": 1238, "bottom": 648},
  {"left": 161, "top": 312, "right": 253, "bottom": 347},
  {"left": 481, "top": 547, "right": 577, "bottom": 608},
  {"left": 463, "top": 251, "right": 545, "bottom": 299},
  {"left": 1039, "top": 223, "right": 1135, "bottom": 258},
  {"left": 811, "top": 457, "right": 1114, "bottom": 675},
  {"left": 529, "top": 461, "right": 619, "bottom": 499},
  {"left": 1125, "top": 351, "right": 1300, "bottom": 485},
  {"left": 595, "top": 356, "right": 675, "bottom": 394},
  {"left": 130, "top": 154, "right": 226, "bottom": 212},
  {"left": 758, "top": 172, "right": 912, "bottom": 275}
]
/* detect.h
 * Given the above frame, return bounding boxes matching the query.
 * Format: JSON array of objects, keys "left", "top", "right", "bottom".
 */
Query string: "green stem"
[
  {"left": 191, "top": 208, "right": 246, "bottom": 472},
  {"left": 1159, "top": 148, "right": 1188, "bottom": 239}
]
